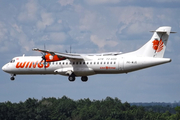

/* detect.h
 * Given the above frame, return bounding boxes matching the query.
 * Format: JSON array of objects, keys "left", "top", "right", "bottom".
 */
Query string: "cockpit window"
[{"left": 10, "top": 60, "right": 15, "bottom": 63}]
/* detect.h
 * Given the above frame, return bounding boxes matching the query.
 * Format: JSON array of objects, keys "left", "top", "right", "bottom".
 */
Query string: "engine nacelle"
[{"left": 45, "top": 53, "right": 66, "bottom": 62}]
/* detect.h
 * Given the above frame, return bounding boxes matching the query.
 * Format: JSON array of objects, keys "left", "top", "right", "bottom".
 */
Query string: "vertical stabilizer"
[{"left": 134, "top": 26, "right": 172, "bottom": 58}]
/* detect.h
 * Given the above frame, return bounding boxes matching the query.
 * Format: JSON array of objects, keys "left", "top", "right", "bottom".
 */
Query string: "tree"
[{"left": 175, "top": 106, "right": 180, "bottom": 119}]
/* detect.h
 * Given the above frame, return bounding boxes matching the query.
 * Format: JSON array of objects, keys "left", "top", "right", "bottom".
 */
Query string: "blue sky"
[{"left": 0, "top": 0, "right": 180, "bottom": 103}]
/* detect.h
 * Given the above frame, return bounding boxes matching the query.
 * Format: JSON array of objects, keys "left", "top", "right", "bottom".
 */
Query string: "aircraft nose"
[{"left": 2, "top": 64, "right": 7, "bottom": 72}]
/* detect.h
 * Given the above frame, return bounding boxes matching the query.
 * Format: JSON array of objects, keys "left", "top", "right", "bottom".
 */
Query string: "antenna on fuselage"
[{"left": 70, "top": 45, "right": 71, "bottom": 53}]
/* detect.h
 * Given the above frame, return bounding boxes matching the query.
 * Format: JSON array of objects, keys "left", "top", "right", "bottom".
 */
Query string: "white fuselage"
[{"left": 2, "top": 54, "right": 171, "bottom": 77}]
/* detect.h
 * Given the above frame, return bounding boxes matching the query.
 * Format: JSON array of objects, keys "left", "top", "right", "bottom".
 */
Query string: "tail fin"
[{"left": 134, "top": 26, "right": 173, "bottom": 58}]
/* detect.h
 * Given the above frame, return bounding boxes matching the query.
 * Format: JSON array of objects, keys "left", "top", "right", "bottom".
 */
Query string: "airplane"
[{"left": 2, "top": 26, "right": 175, "bottom": 82}]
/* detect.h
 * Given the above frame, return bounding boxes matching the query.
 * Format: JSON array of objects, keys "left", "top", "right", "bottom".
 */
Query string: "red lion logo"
[{"left": 152, "top": 39, "right": 164, "bottom": 52}]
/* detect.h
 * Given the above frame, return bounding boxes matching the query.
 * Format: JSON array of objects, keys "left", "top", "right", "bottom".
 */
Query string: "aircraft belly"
[
  {"left": 74, "top": 67, "right": 95, "bottom": 76},
  {"left": 11, "top": 68, "right": 56, "bottom": 75},
  {"left": 54, "top": 66, "right": 95, "bottom": 76}
]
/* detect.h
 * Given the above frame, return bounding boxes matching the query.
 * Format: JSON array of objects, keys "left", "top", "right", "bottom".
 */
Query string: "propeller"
[
  {"left": 65, "top": 45, "right": 71, "bottom": 53},
  {"left": 40, "top": 44, "right": 47, "bottom": 69}
]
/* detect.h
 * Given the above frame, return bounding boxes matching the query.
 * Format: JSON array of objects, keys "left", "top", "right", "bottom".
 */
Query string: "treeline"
[
  {"left": 0, "top": 96, "right": 180, "bottom": 120},
  {"left": 131, "top": 102, "right": 180, "bottom": 114},
  {"left": 131, "top": 102, "right": 180, "bottom": 108}
]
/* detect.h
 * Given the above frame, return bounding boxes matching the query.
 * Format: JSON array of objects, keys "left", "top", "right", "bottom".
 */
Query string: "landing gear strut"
[{"left": 81, "top": 76, "right": 88, "bottom": 82}]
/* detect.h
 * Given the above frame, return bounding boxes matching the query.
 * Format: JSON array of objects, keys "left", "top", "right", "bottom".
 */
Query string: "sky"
[{"left": 0, "top": 0, "right": 180, "bottom": 103}]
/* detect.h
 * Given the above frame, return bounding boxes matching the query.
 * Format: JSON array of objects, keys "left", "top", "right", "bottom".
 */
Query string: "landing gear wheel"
[
  {"left": 10, "top": 77, "right": 15, "bottom": 81},
  {"left": 81, "top": 76, "right": 88, "bottom": 82},
  {"left": 68, "top": 75, "right": 75, "bottom": 82}
]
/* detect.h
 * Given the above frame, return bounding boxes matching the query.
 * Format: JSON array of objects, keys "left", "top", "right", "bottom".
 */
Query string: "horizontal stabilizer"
[{"left": 150, "top": 31, "right": 176, "bottom": 33}]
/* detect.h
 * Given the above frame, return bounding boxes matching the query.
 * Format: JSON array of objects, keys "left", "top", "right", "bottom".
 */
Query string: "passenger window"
[
  {"left": 76, "top": 62, "right": 78, "bottom": 65},
  {"left": 114, "top": 62, "right": 116, "bottom": 64},
  {"left": 94, "top": 62, "right": 96, "bottom": 64},
  {"left": 83, "top": 62, "right": 85, "bottom": 64}
]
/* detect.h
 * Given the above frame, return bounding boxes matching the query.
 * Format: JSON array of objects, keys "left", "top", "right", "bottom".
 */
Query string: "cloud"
[
  {"left": 36, "top": 12, "right": 54, "bottom": 30},
  {"left": 154, "top": 0, "right": 180, "bottom": 2},
  {"left": 86, "top": 0, "right": 120, "bottom": 5},
  {"left": 79, "top": 11, "right": 97, "bottom": 31},
  {"left": 0, "top": 21, "right": 8, "bottom": 43},
  {"left": 47, "top": 44, "right": 64, "bottom": 51},
  {"left": 12, "top": 24, "right": 22, "bottom": 33},
  {"left": 90, "top": 35, "right": 106, "bottom": 48},
  {"left": 125, "top": 23, "right": 154, "bottom": 35},
  {"left": 90, "top": 35, "right": 118, "bottom": 49},
  {"left": 18, "top": 0, "right": 38, "bottom": 22},
  {"left": 49, "top": 32, "right": 67, "bottom": 43},
  {"left": 9, "top": 24, "right": 35, "bottom": 52},
  {"left": 58, "top": 0, "right": 74, "bottom": 6},
  {"left": 111, "top": 7, "right": 155, "bottom": 34},
  {"left": 44, "top": 20, "right": 70, "bottom": 32}
]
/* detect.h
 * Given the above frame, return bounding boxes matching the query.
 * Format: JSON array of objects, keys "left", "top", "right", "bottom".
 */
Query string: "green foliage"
[
  {"left": 175, "top": 106, "right": 180, "bottom": 119},
  {"left": 0, "top": 96, "right": 179, "bottom": 120}
]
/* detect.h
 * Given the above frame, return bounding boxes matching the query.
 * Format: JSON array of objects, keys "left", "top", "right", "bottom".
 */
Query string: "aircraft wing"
[{"left": 32, "top": 48, "right": 83, "bottom": 60}]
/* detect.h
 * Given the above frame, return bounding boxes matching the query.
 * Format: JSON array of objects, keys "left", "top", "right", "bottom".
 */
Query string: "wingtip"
[
  {"left": 170, "top": 32, "right": 176, "bottom": 33},
  {"left": 32, "top": 48, "right": 39, "bottom": 51}
]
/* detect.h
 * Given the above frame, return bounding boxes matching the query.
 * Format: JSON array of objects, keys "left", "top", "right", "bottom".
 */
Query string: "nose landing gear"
[{"left": 10, "top": 74, "right": 16, "bottom": 81}]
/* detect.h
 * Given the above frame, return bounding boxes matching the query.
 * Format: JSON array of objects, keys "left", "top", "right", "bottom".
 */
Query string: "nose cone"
[
  {"left": 2, "top": 64, "right": 8, "bottom": 72},
  {"left": 2, "top": 63, "right": 12, "bottom": 73},
  {"left": 2, "top": 65, "right": 6, "bottom": 72}
]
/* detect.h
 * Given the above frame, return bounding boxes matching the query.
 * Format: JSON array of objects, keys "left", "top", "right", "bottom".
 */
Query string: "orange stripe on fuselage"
[
  {"left": 16, "top": 61, "right": 50, "bottom": 69},
  {"left": 16, "top": 62, "right": 26, "bottom": 68}
]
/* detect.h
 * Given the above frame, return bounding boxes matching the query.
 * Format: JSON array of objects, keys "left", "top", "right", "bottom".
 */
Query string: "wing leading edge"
[{"left": 32, "top": 48, "right": 83, "bottom": 60}]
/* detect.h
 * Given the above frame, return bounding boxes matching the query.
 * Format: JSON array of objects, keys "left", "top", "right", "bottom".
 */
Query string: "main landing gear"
[
  {"left": 68, "top": 74, "right": 88, "bottom": 82},
  {"left": 10, "top": 74, "right": 16, "bottom": 81},
  {"left": 81, "top": 76, "right": 88, "bottom": 82},
  {"left": 68, "top": 74, "right": 76, "bottom": 82}
]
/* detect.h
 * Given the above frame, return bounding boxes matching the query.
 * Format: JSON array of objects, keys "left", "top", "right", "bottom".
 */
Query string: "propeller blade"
[{"left": 44, "top": 59, "right": 46, "bottom": 69}]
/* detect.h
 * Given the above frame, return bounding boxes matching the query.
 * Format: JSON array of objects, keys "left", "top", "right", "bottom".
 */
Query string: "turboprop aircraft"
[{"left": 2, "top": 26, "right": 175, "bottom": 82}]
